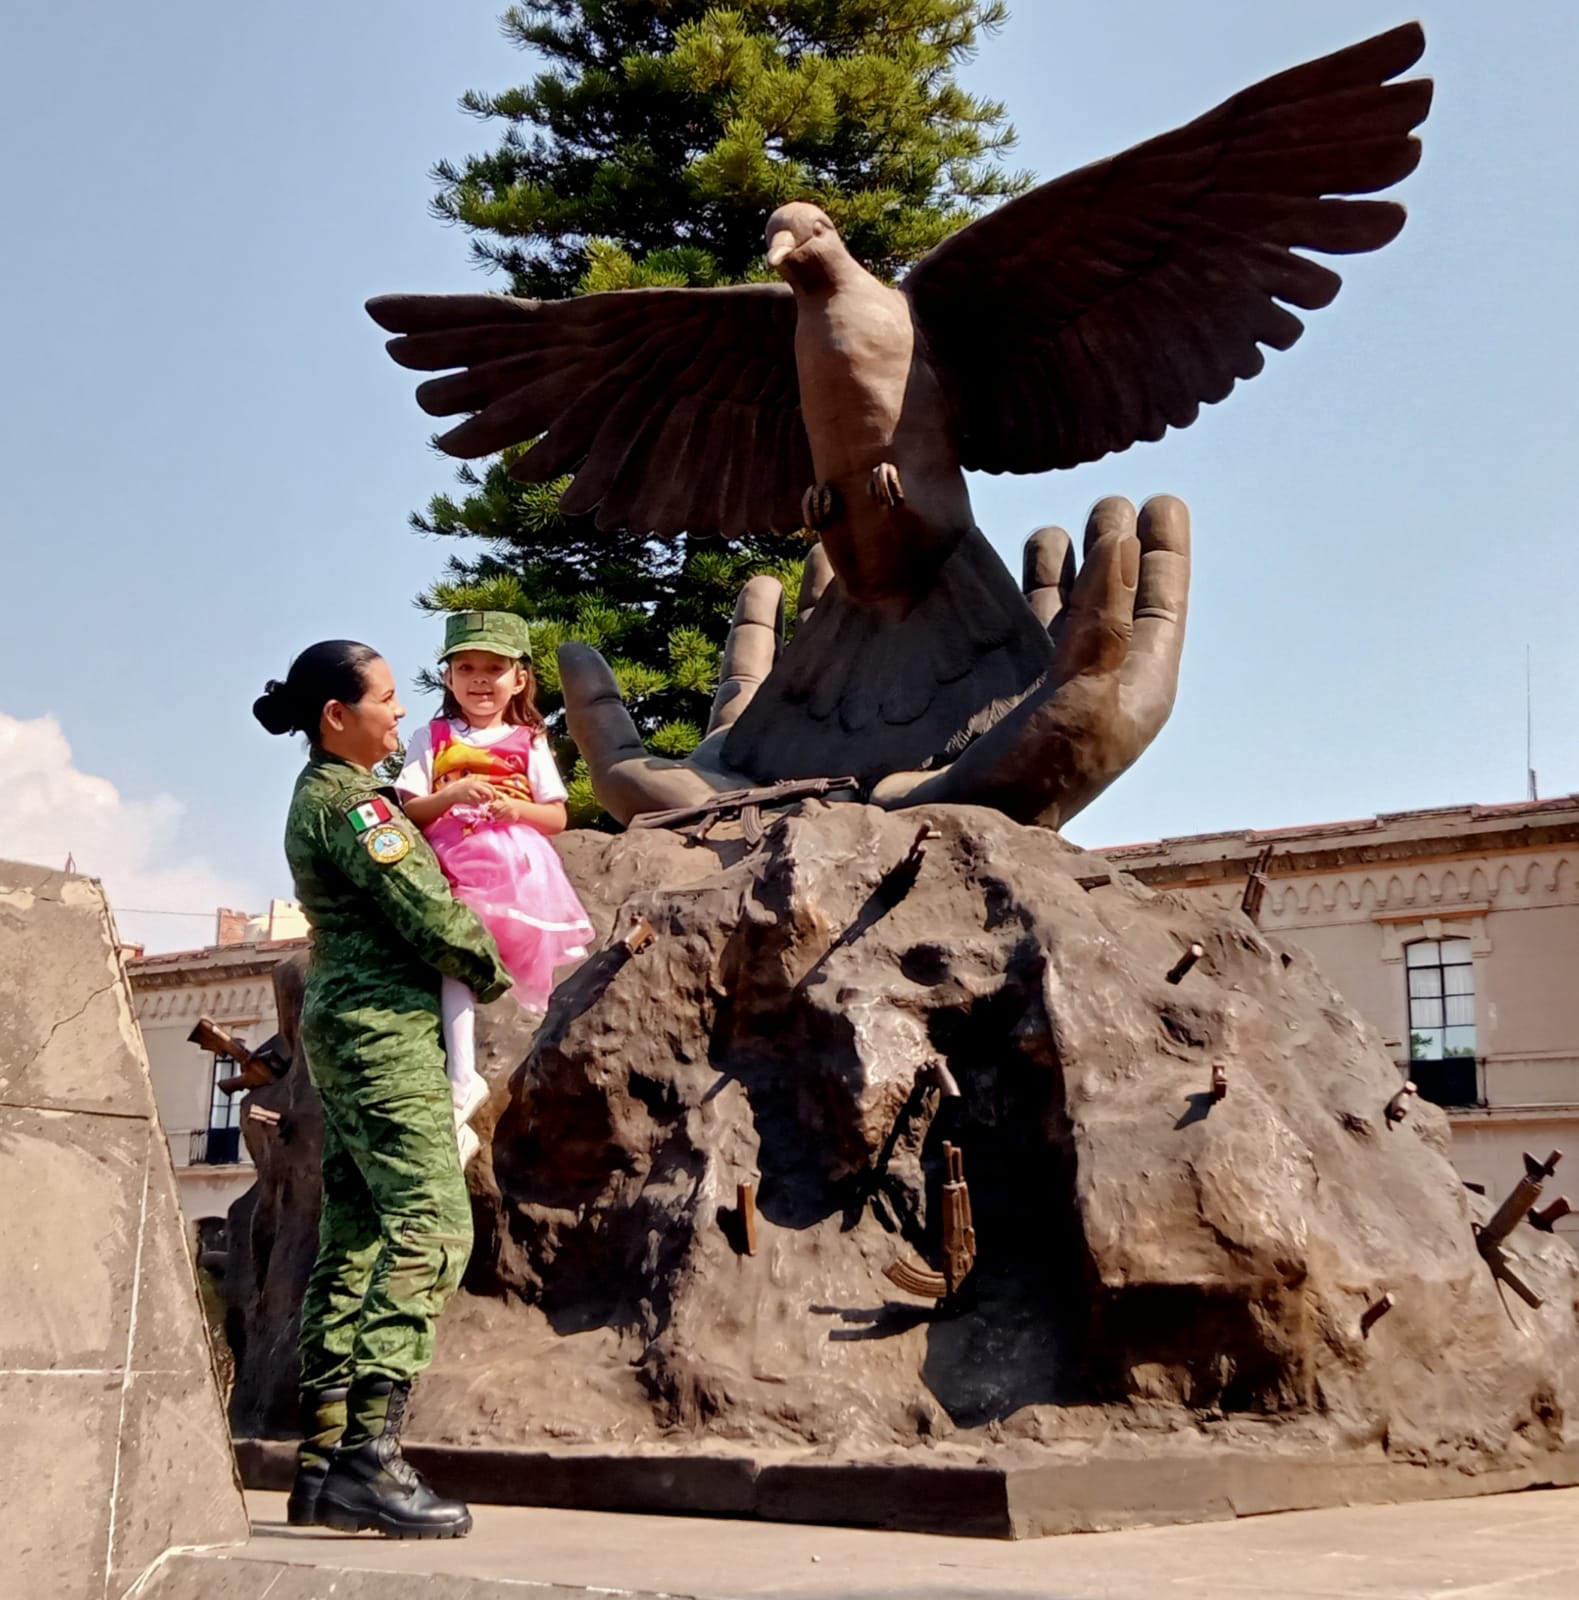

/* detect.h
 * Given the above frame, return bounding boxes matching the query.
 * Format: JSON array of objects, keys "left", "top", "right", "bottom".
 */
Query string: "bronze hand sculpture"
[{"left": 370, "top": 24, "right": 1430, "bottom": 828}]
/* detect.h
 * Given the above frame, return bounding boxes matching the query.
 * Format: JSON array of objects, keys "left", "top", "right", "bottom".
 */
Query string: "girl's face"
[
  {"left": 445, "top": 650, "right": 527, "bottom": 726},
  {"left": 319, "top": 655, "right": 404, "bottom": 770}
]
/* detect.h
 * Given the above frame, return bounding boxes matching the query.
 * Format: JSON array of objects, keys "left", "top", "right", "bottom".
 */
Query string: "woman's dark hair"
[
  {"left": 440, "top": 656, "right": 545, "bottom": 733},
  {"left": 253, "top": 640, "right": 383, "bottom": 739}
]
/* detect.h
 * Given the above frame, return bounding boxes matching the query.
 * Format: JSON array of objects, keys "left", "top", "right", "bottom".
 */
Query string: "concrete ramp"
[{"left": 0, "top": 862, "right": 248, "bottom": 1599}]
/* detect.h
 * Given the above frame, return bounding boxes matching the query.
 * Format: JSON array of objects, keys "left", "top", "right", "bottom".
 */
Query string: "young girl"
[{"left": 396, "top": 610, "right": 594, "bottom": 1162}]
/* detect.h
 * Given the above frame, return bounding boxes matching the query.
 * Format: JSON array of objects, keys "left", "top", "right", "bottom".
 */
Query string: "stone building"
[
  {"left": 126, "top": 902, "right": 306, "bottom": 1231},
  {"left": 1106, "top": 795, "right": 1579, "bottom": 1242}
]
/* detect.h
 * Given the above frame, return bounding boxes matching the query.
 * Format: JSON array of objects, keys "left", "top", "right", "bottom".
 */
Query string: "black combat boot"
[
  {"left": 286, "top": 1385, "right": 348, "bottom": 1527},
  {"left": 316, "top": 1377, "right": 472, "bottom": 1539}
]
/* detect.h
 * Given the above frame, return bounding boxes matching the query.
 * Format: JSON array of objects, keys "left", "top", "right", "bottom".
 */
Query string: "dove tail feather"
[{"left": 723, "top": 529, "right": 1053, "bottom": 785}]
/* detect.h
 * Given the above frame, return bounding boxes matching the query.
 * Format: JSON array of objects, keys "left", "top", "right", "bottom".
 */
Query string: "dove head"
[{"left": 765, "top": 202, "right": 843, "bottom": 282}]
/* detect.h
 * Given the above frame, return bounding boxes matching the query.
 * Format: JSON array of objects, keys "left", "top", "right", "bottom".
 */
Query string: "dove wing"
[
  {"left": 902, "top": 22, "right": 1432, "bottom": 475},
  {"left": 368, "top": 284, "right": 812, "bottom": 537}
]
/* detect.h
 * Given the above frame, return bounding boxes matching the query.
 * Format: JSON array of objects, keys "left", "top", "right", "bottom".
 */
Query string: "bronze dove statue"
[{"left": 370, "top": 23, "right": 1431, "bottom": 828}]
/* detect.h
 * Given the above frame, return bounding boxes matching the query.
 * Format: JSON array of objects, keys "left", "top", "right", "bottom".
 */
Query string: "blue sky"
[{"left": 1, "top": 2, "right": 1575, "bottom": 950}]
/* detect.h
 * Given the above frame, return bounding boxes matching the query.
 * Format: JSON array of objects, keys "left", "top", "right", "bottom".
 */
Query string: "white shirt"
[{"left": 395, "top": 719, "right": 569, "bottom": 805}]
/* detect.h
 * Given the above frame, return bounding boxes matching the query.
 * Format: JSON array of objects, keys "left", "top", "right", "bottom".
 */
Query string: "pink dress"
[{"left": 416, "top": 719, "right": 593, "bottom": 1012}]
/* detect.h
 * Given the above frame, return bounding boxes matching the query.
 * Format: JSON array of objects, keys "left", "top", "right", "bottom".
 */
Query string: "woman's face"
[{"left": 320, "top": 655, "right": 404, "bottom": 769}]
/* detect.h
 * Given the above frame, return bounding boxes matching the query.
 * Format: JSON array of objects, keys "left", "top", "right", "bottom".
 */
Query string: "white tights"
[{"left": 440, "top": 976, "right": 479, "bottom": 1103}]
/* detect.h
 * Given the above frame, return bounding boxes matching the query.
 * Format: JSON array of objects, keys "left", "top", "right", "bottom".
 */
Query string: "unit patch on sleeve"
[{"left": 364, "top": 824, "right": 412, "bottom": 865}]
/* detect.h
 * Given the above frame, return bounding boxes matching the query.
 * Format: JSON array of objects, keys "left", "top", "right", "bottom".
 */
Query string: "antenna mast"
[{"left": 1526, "top": 646, "right": 1538, "bottom": 802}]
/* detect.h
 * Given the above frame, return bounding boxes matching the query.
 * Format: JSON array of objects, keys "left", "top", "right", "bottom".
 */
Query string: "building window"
[
  {"left": 210, "top": 1054, "right": 244, "bottom": 1131},
  {"left": 199, "top": 1053, "right": 243, "bottom": 1164},
  {"left": 1406, "top": 937, "right": 1479, "bottom": 1106},
  {"left": 1406, "top": 938, "right": 1476, "bottom": 1059}
]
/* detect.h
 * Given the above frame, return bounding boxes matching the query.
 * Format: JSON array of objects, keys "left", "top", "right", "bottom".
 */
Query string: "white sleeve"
[
  {"left": 394, "top": 724, "right": 436, "bottom": 798},
  {"left": 527, "top": 731, "right": 569, "bottom": 805}
]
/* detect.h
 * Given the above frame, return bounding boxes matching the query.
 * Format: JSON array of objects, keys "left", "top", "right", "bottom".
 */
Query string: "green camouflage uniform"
[{"left": 283, "top": 749, "right": 511, "bottom": 1394}]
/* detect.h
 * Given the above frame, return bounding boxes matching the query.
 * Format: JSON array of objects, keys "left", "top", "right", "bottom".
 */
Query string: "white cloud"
[{"left": 0, "top": 712, "right": 265, "bottom": 953}]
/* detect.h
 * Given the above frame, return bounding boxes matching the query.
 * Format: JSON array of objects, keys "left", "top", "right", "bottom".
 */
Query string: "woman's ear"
[{"left": 321, "top": 699, "right": 347, "bottom": 734}]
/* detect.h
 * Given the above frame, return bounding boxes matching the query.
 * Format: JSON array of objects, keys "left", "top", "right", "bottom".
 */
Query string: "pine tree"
[{"left": 415, "top": 1, "right": 1027, "bottom": 822}]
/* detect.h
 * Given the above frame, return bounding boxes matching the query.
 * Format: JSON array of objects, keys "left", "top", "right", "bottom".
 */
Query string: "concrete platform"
[
  {"left": 131, "top": 1486, "right": 1579, "bottom": 1599},
  {"left": 235, "top": 1434, "right": 1579, "bottom": 1541}
]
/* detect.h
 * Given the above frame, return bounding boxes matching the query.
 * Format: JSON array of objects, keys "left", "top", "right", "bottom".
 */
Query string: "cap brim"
[{"left": 438, "top": 642, "right": 526, "bottom": 662}]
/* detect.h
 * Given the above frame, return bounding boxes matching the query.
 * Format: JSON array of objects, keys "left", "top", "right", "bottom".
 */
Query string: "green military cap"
[{"left": 437, "top": 609, "right": 532, "bottom": 662}]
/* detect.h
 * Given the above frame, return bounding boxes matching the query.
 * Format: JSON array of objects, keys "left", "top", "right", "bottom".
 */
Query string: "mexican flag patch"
[{"left": 346, "top": 796, "right": 395, "bottom": 833}]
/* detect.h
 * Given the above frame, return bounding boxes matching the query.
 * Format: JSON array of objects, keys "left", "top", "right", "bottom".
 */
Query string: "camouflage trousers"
[{"left": 297, "top": 1063, "right": 472, "bottom": 1393}]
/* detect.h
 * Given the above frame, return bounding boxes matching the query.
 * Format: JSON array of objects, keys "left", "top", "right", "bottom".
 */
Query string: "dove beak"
[{"left": 766, "top": 229, "right": 798, "bottom": 269}]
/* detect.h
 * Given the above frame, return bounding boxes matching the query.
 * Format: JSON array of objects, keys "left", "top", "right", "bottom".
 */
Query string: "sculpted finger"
[
  {"left": 796, "top": 541, "right": 833, "bottom": 625},
  {"left": 559, "top": 642, "right": 647, "bottom": 770},
  {"left": 1051, "top": 498, "right": 1139, "bottom": 682},
  {"left": 1083, "top": 495, "right": 1136, "bottom": 557},
  {"left": 707, "top": 575, "right": 783, "bottom": 736},
  {"left": 1130, "top": 495, "right": 1191, "bottom": 661},
  {"left": 1022, "top": 526, "right": 1073, "bottom": 631},
  {"left": 1121, "top": 494, "right": 1191, "bottom": 727},
  {"left": 558, "top": 642, "right": 717, "bottom": 825}
]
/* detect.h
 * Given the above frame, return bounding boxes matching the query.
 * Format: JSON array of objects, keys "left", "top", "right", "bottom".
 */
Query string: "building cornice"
[
  {"left": 1103, "top": 798, "right": 1579, "bottom": 891},
  {"left": 1448, "top": 1104, "right": 1579, "bottom": 1125},
  {"left": 127, "top": 938, "right": 307, "bottom": 991}
]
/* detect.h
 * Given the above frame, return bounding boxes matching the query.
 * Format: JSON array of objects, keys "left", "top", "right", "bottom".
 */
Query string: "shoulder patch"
[
  {"left": 344, "top": 795, "right": 396, "bottom": 833},
  {"left": 363, "top": 823, "right": 412, "bottom": 866}
]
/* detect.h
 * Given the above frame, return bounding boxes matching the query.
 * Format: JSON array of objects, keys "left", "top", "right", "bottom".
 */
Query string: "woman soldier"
[{"left": 254, "top": 640, "right": 511, "bottom": 1539}]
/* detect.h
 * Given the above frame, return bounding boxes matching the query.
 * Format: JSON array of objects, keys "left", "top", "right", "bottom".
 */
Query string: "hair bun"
[{"left": 252, "top": 678, "right": 299, "bottom": 736}]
